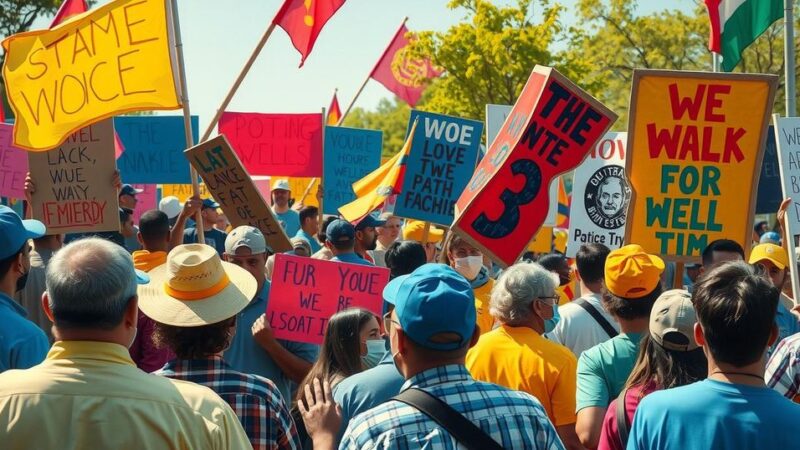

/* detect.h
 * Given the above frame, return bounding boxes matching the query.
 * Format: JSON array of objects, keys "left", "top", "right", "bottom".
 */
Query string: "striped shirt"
[
  {"left": 766, "top": 332, "right": 800, "bottom": 402},
  {"left": 340, "top": 364, "right": 564, "bottom": 450},
  {"left": 157, "top": 357, "right": 300, "bottom": 450}
]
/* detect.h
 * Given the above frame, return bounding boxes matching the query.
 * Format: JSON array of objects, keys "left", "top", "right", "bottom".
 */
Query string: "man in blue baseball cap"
[
  {"left": 0, "top": 205, "right": 49, "bottom": 372},
  {"left": 326, "top": 219, "right": 372, "bottom": 266},
  {"left": 176, "top": 197, "right": 227, "bottom": 256},
  {"left": 353, "top": 213, "right": 385, "bottom": 265}
]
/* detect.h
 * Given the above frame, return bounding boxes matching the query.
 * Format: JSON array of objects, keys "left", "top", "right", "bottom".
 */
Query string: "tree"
[{"left": 343, "top": 97, "right": 411, "bottom": 158}]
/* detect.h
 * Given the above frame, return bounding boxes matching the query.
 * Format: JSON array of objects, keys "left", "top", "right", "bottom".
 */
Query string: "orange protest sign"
[
  {"left": 161, "top": 183, "right": 210, "bottom": 202},
  {"left": 625, "top": 70, "right": 778, "bottom": 261}
]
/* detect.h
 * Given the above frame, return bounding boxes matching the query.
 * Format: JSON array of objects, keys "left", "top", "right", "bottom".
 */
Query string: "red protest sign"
[
  {"left": 453, "top": 66, "right": 617, "bottom": 267},
  {"left": 267, "top": 254, "right": 389, "bottom": 344},
  {"left": 219, "top": 112, "right": 323, "bottom": 177}
]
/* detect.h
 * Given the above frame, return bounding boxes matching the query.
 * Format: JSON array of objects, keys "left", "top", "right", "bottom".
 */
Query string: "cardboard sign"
[
  {"left": 219, "top": 112, "right": 323, "bottom": 177},
  {"left": 161, "top": 183, "right": 210, "bottom": 202},
  {"left": 115, "top": 116, "right": 199, "bottom": 184},
  {"left": 28, "top": 120, "right": 120, "bottom": 234},
  {"left": 756, "top": 126, "right": 782, "bottom": 214},
  {"left": 453, "top": 66, "right": 617, "bottom": 267},
  {"left": 0, "top": 124, "right": 28, "bottom": 199},
  {"left": 131, "top": 183, "right": 157, "bottom": 223},
  {"left": 184, "top": 135, "right": 292, "bottom": 253},
  {"left": 566, "top": 132, "right": 629, "bottom": 257},
  {"left": 322, "top": 126, "right": 383, "bottom": 215},
  {"left": 394, "top": 110, "right": 483, "bottom": 225},
  {"left": 267, "top": 254, "right": 389, "bottom": 344},
  {"left": 486, "top": 104, "right": 512, "bottom": 148},
  {"left": 773, "top": 116, "right": 800, "bottom": 300},
  {"left": 625, "top": 70, "right": 778, "bottom": 261}
]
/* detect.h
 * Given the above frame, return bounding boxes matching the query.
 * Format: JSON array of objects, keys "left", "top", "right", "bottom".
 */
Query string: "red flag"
[
  {"left": 327, "top": 91, "right": 342, "bottom": 125},
  {"left": 370, "top": 23, "right": 442, "bottom": 107},
  {"left": 50, "top": 0, "right": 88, "bottom": 27},
  {"left": 274, "top": 0, "right": 346, "bottom": 67}
]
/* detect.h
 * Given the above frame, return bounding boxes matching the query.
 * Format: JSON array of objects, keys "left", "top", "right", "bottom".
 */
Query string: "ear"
[
  {"left": 42, "top": 292, "right": 54, "bottom": 323},
  {"left": 446, "top": 250, "right": 455, "bottom": 265},
  {"left": 125, "top": 296, "right": 139, "bottom": 329},
  {"left": 574, "top": 267, "right": 582, "bottom": 282},
  {"left": 694, "top": 323, "right": 707, "bottom": 347},
  {"left": 395, "top": 327, "right": 409, "bottom": 354},
  {"left": 15, "top": 251, "right": 25, "bottom": 273},
  {"left": 137, "top": 231, "right": 144, "bottom": 246}
]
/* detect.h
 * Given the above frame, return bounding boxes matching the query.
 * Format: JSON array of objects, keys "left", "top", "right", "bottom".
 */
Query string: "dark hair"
[
  {"left": 296, "top": 308, "right": 375, "bottom": 402},
  {"left": 318, "top": 216, "right": 338, "bottom": 242},
  {"left": 139, "top": 210, "right": 170, "bottom": 247},
  {"left": 692, "top": 261, "right": 779, "bottom": 367},
  {"left": 152, "top": 317, "right": 236, "bottom": 359},
  {"left": 537, "top": 253, "right": 568, "bottom": 272},
  {"left": 576, "top": 243, "right": 610, "bottom": 284},
  {"left": 701, "top": 239, "right": 744, "bottom": 267},
  {"left": 754, "top": 221, "right": 768, "bottom": 234},
  {"left": 625, "top": 334, "right": 707, "bottom": 391},
  {"left": 602, "top": 283, "right": 663, "bottom": 321},
  {"left": 299, "top": 206, "right": 319, "bottom": 225},
  {"left": 0, "top": 243, "right": 26, "bottom": 279},
  {"left": 385, "top": 240, "right": 427, "bottom": 279}
]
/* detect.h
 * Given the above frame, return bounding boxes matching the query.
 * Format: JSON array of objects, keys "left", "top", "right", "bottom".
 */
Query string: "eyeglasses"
[
  {"left": 383, "top": 311, "right": 400, "bottom": 334},
  {"left": 537, "top": 295, "right": 560, "bottom": 306}
]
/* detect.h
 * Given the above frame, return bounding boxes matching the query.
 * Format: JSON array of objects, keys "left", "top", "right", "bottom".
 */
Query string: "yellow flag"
[
  {"left": 2, "top": 0, "right": 181, "bottom": 151},
  {"left": 339, "top": 119, "right": 418, "bottom": 222}
]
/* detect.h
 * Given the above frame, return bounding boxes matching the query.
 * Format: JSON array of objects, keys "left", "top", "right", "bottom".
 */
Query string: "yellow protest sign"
[
  {"left": 287, "top": 177, "right": 319, "bottom": 207},
  {"left": 625, "top": 70, "right": 778, "bottom": 261},
  {"left": 162, "top": 183, "right": 210, "bottom": 202},
  {"left": 2, "top": 0, "right": 181, "bottom": 151}
]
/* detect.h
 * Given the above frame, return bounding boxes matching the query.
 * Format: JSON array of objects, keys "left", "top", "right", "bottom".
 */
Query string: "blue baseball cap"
[
  {"left": 119, "top": 184, "right": 143, "bottom": 197},
  {"left": 354, "top": 212, "right": 387, "bottom": 231},
  {"left": 0, "top": 206, "right": 46, "bottom": 260},
  {"left": 326, "top": 219, "right": 355, "bottom": 244},
  {"left": 383, "top": 264, "right": 476, "bottom": 351},
  {"left": 201, "top": 198, "right": 220, "bottom": 209}
]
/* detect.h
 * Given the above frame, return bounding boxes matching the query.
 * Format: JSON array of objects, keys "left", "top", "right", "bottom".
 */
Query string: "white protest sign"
[
  {"left": 566, "top": 132, "right": 629, "bottom": 257},
  {"left": 773, "top": 115, "right": 800, "bottom": 302}
]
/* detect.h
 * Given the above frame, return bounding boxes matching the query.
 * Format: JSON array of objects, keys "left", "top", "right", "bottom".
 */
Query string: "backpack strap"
[
  {"left": 574, "top": 297, "right": 619, "bottom": 339},
  {"left": 615, "top": 387, "right": 631, "bottom": 447}
]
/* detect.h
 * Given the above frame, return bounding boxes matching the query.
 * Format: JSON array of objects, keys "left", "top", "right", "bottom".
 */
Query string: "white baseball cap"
[
  {"left": 272, "top": 179, "right": 291, "bottom": 192},
  {"left": 159, "top": 196, "right": 182, "bottom": 219},
  {"left": 225, "top": 226, "right": 268, "bottom": 255}
]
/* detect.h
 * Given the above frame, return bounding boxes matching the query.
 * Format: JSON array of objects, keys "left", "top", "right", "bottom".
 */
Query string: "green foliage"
[{"left": 343, "top": 97, "right": 411, "bottom": 158}]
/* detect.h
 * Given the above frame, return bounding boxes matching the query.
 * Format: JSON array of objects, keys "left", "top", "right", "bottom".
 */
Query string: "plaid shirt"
[
  {"left": 157, "top": 357, "right": 300, "bottom": 450},
  {"left": 340, "top": 364, "right": 564, "bottom": 450},
  {"left": 767, "top": 332, "right": 800, "bottom": 401}
]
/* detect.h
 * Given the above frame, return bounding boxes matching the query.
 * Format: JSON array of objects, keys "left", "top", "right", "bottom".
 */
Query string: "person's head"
[
  {"left": 446, "top": 234, "right": 484, "bottom": 281},
  {"left": 749, "top": 243, "right": 789, "bottom": 289},
  {"left": 138, "top": 210, "right": 171, "bottom": 252},
  {"left": 383, "top": 264, "right": 479, "bottom": 378},
  {"left": 224, "top": 226, "right": 269, "bottom": 288},
  {"left": 692, "top": 261, "right": 779, "bottom": 367},
  {"left": 377, "top": 214, "right": 403, "bottom": 245},
  {"left": 158, "top": 196, "right": 182, "bottom": 225},
  {"left": 596, "top": 177, "right": 625, "bottom": 216},
  {"left": 318, "top": 215, "right": 338, "bottom": 243},
  {"left": 575, "top": 243, "right": 610, "bottom": 288},
  {"left": 354, "top": 214, "right": 386, "bottom": 252},
  {"left": 214, "top": 213, "right": 230, "bottom": 232},
  {"left": 754, "top": 221, "right": 769, "bottom": 238},
  {"left": 384, "top": 240, "right": 427, "bottom": 280},
  {"left": 490, "top": 263, "right": 559, "bottom": 333},
  {"left": 701, "top": 239, "right": 744, "bottom": 270},
  {"left": 760, "top": 231, "right": 782, "bottom": 245},
  {"left": 297, "top": 308, "right": 380, "bottom": 402},
  {"left": 626, "top": 289, "right": 707, "bottom": 391},
  {"left": 537, "top": 252, "right": 572, "bottom": 287},
  {"left": 200, "top": 198, "right": 220, "bottom": 226},
  {"left": 120, "top": 208, "right": 136, "bottom": 238},
  {"left": 402, "top": 220, "right": 444, "bottom": 262},
  {"left": 603, "top": 244, "right": 665, "bottom": 322},
  {"left": 43, "top": 238, "right": 145, "bottom": 345},
  {"left": 271, "top": 179, "right": 292, "bottom": 208},
  {"left": 299, "top": 206, "right": 320, "bottom": 235},
  {"left": 290, "top": 237, "right": 312, "bottom": 257},
  {"left": 0, "top": 206, "right": 45, "bottom": 295},
  {"left": 325, "top": 219, "right": 356, "bottom": 253},
  {"left": 118, "top": 184, "right": 142, "bottom": 210}
]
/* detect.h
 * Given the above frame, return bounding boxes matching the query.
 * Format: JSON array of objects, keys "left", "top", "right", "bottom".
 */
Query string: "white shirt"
[{"left": 545, "top": 292, "right": 619, "bottom": 357}]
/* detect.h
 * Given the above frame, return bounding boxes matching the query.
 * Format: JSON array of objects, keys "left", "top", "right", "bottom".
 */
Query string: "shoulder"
[{"left": 539, "top": 337, "right": 578, "bottom": 366}]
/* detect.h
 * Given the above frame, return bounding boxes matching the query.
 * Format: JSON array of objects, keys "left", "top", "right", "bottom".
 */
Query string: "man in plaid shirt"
[{"left": 766, "top": 332, "right": 800, "bottom": 402}]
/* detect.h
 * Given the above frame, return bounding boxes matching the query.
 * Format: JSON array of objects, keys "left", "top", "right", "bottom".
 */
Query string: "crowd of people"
[{"left": 1, "top": 177, "right": 800, "bottom": 450}]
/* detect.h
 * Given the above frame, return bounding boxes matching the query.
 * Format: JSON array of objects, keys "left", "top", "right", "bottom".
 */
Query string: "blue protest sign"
[
  {"left": 115, "top": 116, "right": 199, "bottom": 184},
  {"left": 756, "top": 125, "right": 781, "bottom": 214},
  {"left": 322, "top": 126, "right": 383, "bottom": 215},
  {"left": 394, "top": 110, "right": 483, "bottom": 225}
]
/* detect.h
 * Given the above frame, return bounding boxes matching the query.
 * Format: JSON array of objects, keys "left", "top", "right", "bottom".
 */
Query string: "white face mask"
[{"left": 454, "top": 255, "right": 484, "bottom": 280}]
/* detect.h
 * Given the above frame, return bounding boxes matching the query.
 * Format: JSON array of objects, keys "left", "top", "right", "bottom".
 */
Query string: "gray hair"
[
  {"left": 490, "top": 263, "right": 559, "bottom": 326},
  {"left": 46, "top": 237, "right": 137, "bottom": 330}
]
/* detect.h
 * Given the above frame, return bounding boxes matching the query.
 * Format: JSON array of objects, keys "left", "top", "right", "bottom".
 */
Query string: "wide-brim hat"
[{"left": 138, "top": 244, "right": 258, "bottom": 327}]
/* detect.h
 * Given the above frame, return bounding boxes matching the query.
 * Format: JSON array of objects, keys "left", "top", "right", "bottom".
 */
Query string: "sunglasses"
[
  {"left": 537, "top": 295, "right": 559, "bottom": 306},
  {"left": 382, "top": 311, "right": 400, "bottom": 334}
]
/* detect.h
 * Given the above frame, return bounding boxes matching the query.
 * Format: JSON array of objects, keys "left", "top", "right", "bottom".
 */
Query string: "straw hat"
[{"left": 138, "top": 244, "right": 258, "bottom": 327}]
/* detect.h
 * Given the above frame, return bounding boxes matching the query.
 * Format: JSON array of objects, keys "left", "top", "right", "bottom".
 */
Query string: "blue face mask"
[
  {"left": 362, "top": 339, "right": 385, "bottom": 369},
  {"left": 544, "top": 304, "right": 560, "bottom": 333}
]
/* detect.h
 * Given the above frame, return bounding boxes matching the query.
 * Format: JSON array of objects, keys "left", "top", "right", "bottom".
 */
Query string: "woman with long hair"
[{"left": 598, "top": 289, "right": 708, "bottom": 450}]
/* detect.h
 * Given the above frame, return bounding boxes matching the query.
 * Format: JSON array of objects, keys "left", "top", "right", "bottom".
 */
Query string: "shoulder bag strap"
[
  {"left": 615, "top": 387, "right": 631, "bottom": 447},
  {"left": 574, "top": 297, "right": 619, "bottom": 339}
]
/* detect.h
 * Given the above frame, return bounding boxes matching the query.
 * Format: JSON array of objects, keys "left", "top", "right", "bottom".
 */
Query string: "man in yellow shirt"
[
  {"left": 445, "top": 234, "right": 496, "bottom": 334},
  {"left": 0, "top": 237, "right": 251, "bottom": 449},
  {"left": 467, "top": 262, "right": 583, "bottom": 450}
]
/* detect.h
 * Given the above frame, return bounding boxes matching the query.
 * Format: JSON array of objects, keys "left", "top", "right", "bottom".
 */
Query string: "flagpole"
[
  {"left": 712, "top": 52, "right": 721, "bottom": 72},
  {"left": 785, "top": 0, "right": 796, "bottom": 116},
  {"left": 319, "top": 107, "right": 326, "bottom": 225},
  {"left": 337, "top": 17, "right": 409, "bottom": 126},
  {"left": 169, "top": 0, "right": 204, "bottom": 242}
]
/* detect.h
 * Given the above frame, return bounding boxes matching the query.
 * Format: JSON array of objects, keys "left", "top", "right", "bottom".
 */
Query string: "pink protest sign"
[
  {"left": 131, "top": 184, "right": 157, "bottom": 223},
  {"left": 267, "top": 254, "right": 389, "bottom": 344},
  {"left": 218, "top": 112, "right": 323, "bottom": 177},
  {"left": 252, "top": 176, "right": 270, "bottom": 201},
  {"left": 0, "top": 123, "right": 28, "bottom": 199}
]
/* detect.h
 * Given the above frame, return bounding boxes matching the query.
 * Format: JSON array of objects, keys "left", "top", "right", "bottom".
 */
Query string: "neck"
[
  {"left": 331, "top": 247, "right": 354, "bottom": 257},
  {"left": 52, "top": 328, "right": 131, "bottom": 348},
  {"left": 203, "top": 223, "right": 214, "bottom": 232},
  {"left": 617, "top": 317, "right": 649, "bottom": 334},
  {"left": 142, "top": 244, "right": 168, "bottom": 253},
  {"left": 273, "top": 204, "right": 289, "bottom": 214},
  {"left": 581, "top": 280, "right": 603, "bottom": 295},
  {"left": 0, "top": 277, "right": 16, "bottom": 299},
  {"left": 501, "top": 319, "right": 543, "bottom": 334},
  {"left": 707, "top": 356, "right": 766, "bottom": 387},
  {"left": 378, "top": 236, "right": 394, "bottom": 247},
  {"left": 354, "top": 242, "right": 367, "bottom": 257},
  {"left": 403, "top": 357, "right": 465, "bottom": 380}
]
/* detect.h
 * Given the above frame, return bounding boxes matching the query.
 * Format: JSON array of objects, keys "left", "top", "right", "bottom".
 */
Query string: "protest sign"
[
  {"left": 252, "top": 176, "right": 270, "bottom": 201},
  {"left": 287, "top": 177, "right": 320, "bottom": 207},
  {"left": 529, "top": 226, "right": 553, "bottom": 253},
  {"left": 566, "top": 132, "right": 629, "bottom": 257},
  {"left": 28, "top": 119, "right": 119, "bottom": 234},
  {"left": 453, "top": 66, "right": 617, "bottom": 267},
  {"left": 267, "top": 254, "right": 389, "bottom": 344},
  {"left": 322, "top": 126, "right": 382, "bottom": 215},
  {"left": 486, "top": 104, "right": 512, "bottom": 148},
  {"left": 625, "top": 70, "right": 778, "bottom": 261},
  {"left": 773, "top": 116, "right": 800, "bottom": 301},
  {"left": 0, "top": 124, "right": 28, "bottom": 199},
  {"left": 184, "top": 135, "right": 292, "bottom": 253},
  {"left": 131, "top": 184, "right": 156, "bottom": 223},
  {"left": 219, "top": 112, "right": 323, "bottom": 177},
  {"left": 756, "top": 126, "right": 781, "bottom": 214},
  {"left": 115, "top": 116, "right": 199, "bottom": 184},
  {"left": 394, "top": 110, "right": 483, "bottom": 225},
  {"left": 162, "top": 183, "right": 210, "bottom": 202},
  {"left": 2, "top": 0, "right": 181, "bottom": 151}
]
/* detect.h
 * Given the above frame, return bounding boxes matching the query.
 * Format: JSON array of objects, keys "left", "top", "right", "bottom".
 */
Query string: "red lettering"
[{"left": 668, "top": 83, "right": 705, "bottom": 121}]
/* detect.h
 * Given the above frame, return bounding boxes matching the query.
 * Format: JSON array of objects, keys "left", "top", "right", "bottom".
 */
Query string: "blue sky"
[{"left": 30, "top": 0, "right": 698, "bottom": 129}]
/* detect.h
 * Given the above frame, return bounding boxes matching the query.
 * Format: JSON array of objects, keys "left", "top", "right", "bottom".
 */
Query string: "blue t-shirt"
[
  {"left": 577, "top": 332, "right": 642, "bottom": 410},
  {"left": 294, "top": 229, "right": 322, "bottom": 254},
  {"left": 274, "top": 209, "right": 301, "bottom": 237},
  {"left": 183, "top": 227, "right": 227, "bottom": 257},
  {"left": 331, "top": 252, "right": 373, "bottom": 266},
  {"left": 0, "top": 292, "right": 49, "bottom": 372},
  {"left": 628, "top": 379, "right": 800, "bottom": 450}
]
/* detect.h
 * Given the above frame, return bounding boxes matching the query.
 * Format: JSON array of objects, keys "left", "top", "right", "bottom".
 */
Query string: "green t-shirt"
[{"left": 576, "top": 332, "right": 641, "bottom": 411}]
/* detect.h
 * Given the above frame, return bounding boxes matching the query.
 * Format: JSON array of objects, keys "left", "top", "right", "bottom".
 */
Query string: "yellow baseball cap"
[
  {"left": 748, "top": 243, "right": 788, "bottom": 270},
  {"left": 605, "top": 244, "right": 665, "bottom": 299},
  {"left": 402, "top": 220, "right": 444, "bottom": 244}
]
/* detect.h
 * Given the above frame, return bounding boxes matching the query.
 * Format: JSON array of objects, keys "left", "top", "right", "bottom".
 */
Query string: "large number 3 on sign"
[{"left": 471, "top": 158, "right": 542, "bottom": 239}]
